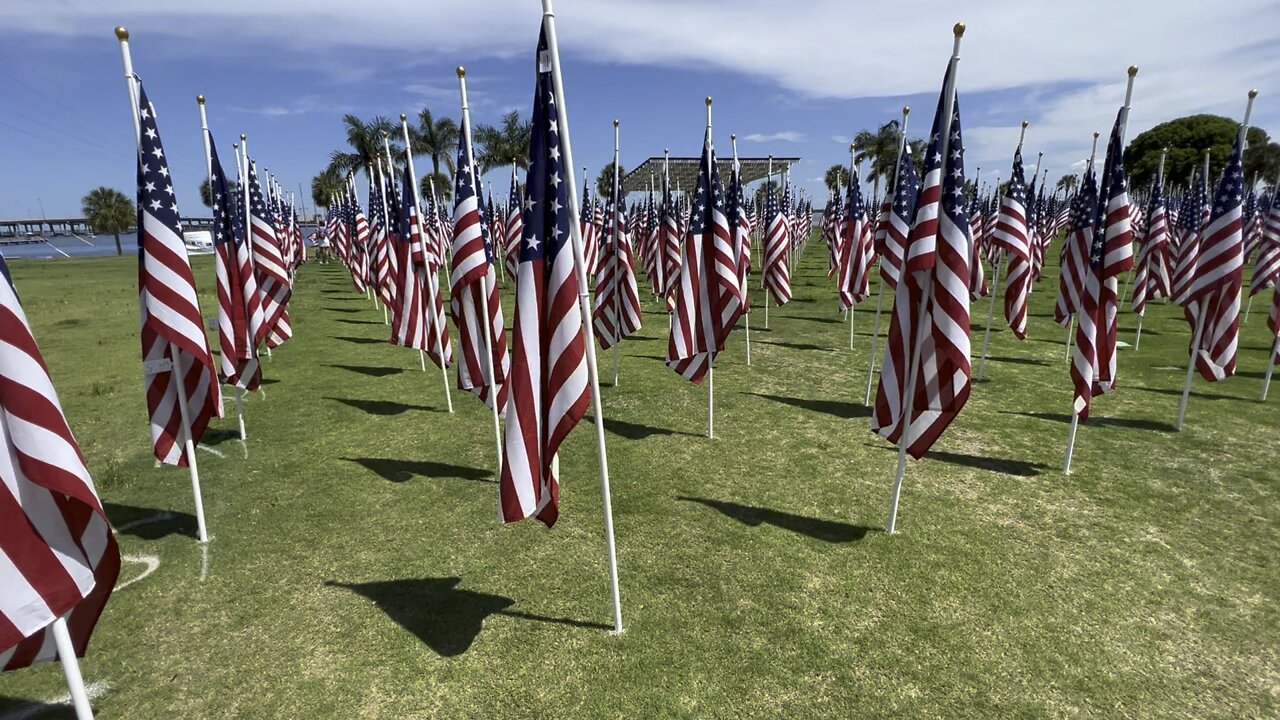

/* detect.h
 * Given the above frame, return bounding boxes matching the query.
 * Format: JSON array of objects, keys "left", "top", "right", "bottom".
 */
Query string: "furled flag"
[
  {"left": 351, "top": 188, "right": 373, "bottom": 296},
  {"left": 208, "top": 133, "right": 262, "bottom": 390},
  {"left": 726, "top": 156, "right": 752, "bottom": 308},
  {"left": 134, "top": 82, "right": 220, "bottom": 465},
  {"left": 391, "top": 159, "right": 429, "bottom": 352},
  {"left": 0, "top": 257, "right": 122, "bottom": 672},
  {"left": 879, "top": 145, "right": 921, "bottom": 292},
  {"left": 666, "top": 121, "right": 741, "bottom": 383},
  {"left": 823, "top": 191, "right": 841, "bottom": 277},
  {"left": 369, "top": 170, "right": 398, "bottom": 311},
  {"left": 499, "top": 29, "right": 589, "bottom": 526},
  {"left": 593, "top": 166, "right": 643, "bottom": 348},
  {"left": 1132, "top": 178, "right": 1171, "bottom": 313},
  {"left": 761, "top": 179, "right": 792, "bottom": 305},
  {"left": 1183, "top": 132, "right": 1247, "bottom": 381},
  {"left": 871, "top": 62, "right": 972, "bottom": 458},
  {"left": 836, "top": 166, "right": 871, "bottom": 309},
  {"left": 991, "top": 147, "right": 1031, "bottom": 339},
  {"left": 1250, "top": 191, "right": 1280, "bottom": 296},
  {"left": 969, "top": 196, "right": 989, "bottom": 300},
  {"left": 1242, "top": 190, "right": 1261, "bottom": 263},
  {"left": 451, "top": 116, "right": 510, "bottom": 410},
  {"left": 247, "top": 160, "right": 293, "bottom": 348},
  {"left": 504, "top": 169, "right": 524, "bottom": 281},
  {"left": 1071, "top": 111, "right": 1133, "bottom": 419},
  {"left": 1054, "top": 169, "right": 1096, "bottom": 327}
]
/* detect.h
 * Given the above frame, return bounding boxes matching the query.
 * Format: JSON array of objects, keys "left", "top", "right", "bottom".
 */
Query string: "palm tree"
[
  {"left": 596, "top": 162, "right": 625, "bottom": 199},
  {"left": 853, "top": 120, "right": 904, "bottom": 197},
  {"left": 411, "top": 108, "right": 459, "bottom": 178},
  {"left": 81, "top": 186, "right": 134, "bottom": 256},
  {"left": 311, "top": 167, "right": 346, "bottom": 210},
  {"left": 1056, "top": 173, "right": 1079, "bottom": 194},
  {"left": 824, "top": 164, "right": 850, "bottom": 193},
  {"left": 200, "top": 177, "right": 238, "bottom": 208},
  {"left": 420, "top": 172, "right": 453, "bottom": 205},
  {"left": 329, "top": 114, "right": 402, "bottom": 181},
  {"left": 474, "top": 110, "right": 531, "bottom": 175}
]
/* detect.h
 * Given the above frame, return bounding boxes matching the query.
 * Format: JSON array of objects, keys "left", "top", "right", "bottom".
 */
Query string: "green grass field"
[{"left": 0, "top": 242, "right": 1277, "bottom": 718}]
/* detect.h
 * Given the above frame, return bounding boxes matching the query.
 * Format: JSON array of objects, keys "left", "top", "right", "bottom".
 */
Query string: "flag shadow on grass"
[
  {"left": 759, "top": 340, "right": 835, "bottom": 352},
  {"left": 104, "top": 503, "right": 198, "bottom": 540},
  {"left": 866, "top": 444, "right": 1045, "bottom": 477},
  {"left": 332, "top": 335, "right": 388, "bottom": 346},
  {"left": 747, "top": 392, "right": 871, "bottom": 419},
  {"left": 678, "top": 497, "right": 874, "bottom": 543},
  {"left": 342, "top": 457, "right": 494, "bottom": 484},
  {"left": 327, "top": 364, "right": 404, "bottom": 378},
  {"left": 326, "top": 577, "right": 609, "bottom": 657},
  {"left": 586, "top": 415, "right": 699, "bottom": 440},
  {"left": 327, "top": 397, "right": 439, "bottom": 416},
  {"left": 1130, "top": 385, "right": 1239, "bottom": 402},
  {"left": 335, "top": 318, "right": 383, "bottom": 326},
  {"left": 326, "top": 306, "right": 365, "bottom": 314},
  {"left": 984, "top": 356, "right": 1050, "bottom": 367},
  {"left": 1002, "top": 411, "right": 1176, "bottom": 432},
  {"left": 0, "top": 696, "right": 79, "bottom": 719}
]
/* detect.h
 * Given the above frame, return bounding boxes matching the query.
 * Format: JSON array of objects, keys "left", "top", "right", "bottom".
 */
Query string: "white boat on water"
[{"left": 183, "top": 230, "right": 214, "bottom": 253}]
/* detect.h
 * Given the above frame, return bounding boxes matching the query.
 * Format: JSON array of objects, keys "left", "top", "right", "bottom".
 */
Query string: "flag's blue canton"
[
  {"left": 207, "top": 135, "right": 236, "bottom": 248},
  {"left": 726, "top": 160, "right": 745, "bottom": 229},
  {"left": 520, "top": 36, "right": 569, "bottom": 265},
  {"left": 1210, "top": 136, "right": 1246, "bottom": 222},
  {"left": 248, "top": 161, "right": 271, "bottom": 220},
  {"left": 1149, "top": 177, "right": 1164, "bottom": 211},
  {"left": 766, "top": 180, "right": 779, "bottom": 221},
  {"left": 455, "top": 123, "right": 496, "bottom": 264},
  {"left": 846, "top": 164, "right": 864, "bottom": 218},
  {"left": 399, "top": 159, "right": 415, "bottom": 240},
  {"left": 1093, "top": 111, "right": 1128, "bottom": 234},
  {"left": 942, "top": 97, "right": 969, "bottom": 229},
  {"left": 1007, "top": 149, "right": 1027, "bottom": 206},
  {"left": 1243, "top": 190, "right": 1256, "bottom": 224},
  {"left": 690, "top": 135, "right": 723, "bottom": 235},
  {"left": 1177, "top": 170, "right": 1205, "bottom": 235},
  {"left": 1026, "top": 172, "right": 1039, "bottom": 226},
  {"left": 136, "top": 82, "right": 181, "bottom": 257},
  {"left": 893, "top": 146, "right": 920, "bottom": 220}
]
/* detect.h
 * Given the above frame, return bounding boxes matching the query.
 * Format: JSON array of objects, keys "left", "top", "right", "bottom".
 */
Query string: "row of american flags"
[{"left": 3, "top": 21, "right": 1278, "bottom": 712}]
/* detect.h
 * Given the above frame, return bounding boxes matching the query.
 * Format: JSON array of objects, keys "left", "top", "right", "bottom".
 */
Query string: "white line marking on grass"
[
  {"left": 0, "top": 680, "right": 112, "bottom": 720},
  {"left": 116, "top": 555, "right": 160, "bottom": 591},
  {"left": 196, "top": 443, "right": 225, "bottom": 458}
]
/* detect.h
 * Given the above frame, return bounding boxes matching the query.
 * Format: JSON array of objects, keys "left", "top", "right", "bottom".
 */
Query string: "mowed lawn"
[{"left": 0, "top": 240, "right": 1277, "bottom": 719}]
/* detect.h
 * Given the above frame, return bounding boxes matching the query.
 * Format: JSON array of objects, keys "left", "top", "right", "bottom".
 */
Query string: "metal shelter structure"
[{"left": 621, "top": 156, "right": 800, "bottom": 195}]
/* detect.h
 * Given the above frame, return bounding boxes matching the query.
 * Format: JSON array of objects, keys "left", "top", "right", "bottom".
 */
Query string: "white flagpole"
[
  {"left": 374, "top": 150, "right": 393, "bottom": 327},
  {"left": 731, "top": 135, "right": 751, "bottom": 366},
  {"left": 865, "top": 105, "right": 910, "bottom": 405},
  {"left": 458, "top": 68, "right": 505, "bottom": 472},
  {"left": 241, "top": 136, "right": 273, "bottom": 361},
  {"left": 611, "top": 120, "right": 622, "bottom": 386},
  {"left": 542, "top": 0, "right": 624, "bottom": 634},
  {"left": 1262, "top": 334, "right": 1279, "bottom": 401},
  {"left": 887, "top": 23, "right": 964, "bottom": 535},
  {"left": 847, "top": 144, "right": 858, "bottom": 350},
  {"left": 403, "top": 114, "right": 455, "bottom": 412},
  {"left": 1178, "top": 90, "right": 1257, "bottom": 429},
  {"left": 705, "top": 97, "right": 715, "bottom": 440},
  {"left": 196, "top": 95, "right": 249, "bottom": 441},
  {"left": 117, "top": 27, "right": 209, "bottom": 544},
  {"left": 51, "top": 616, "right": 95, "bottom": 720},
  {"left": 977, "top": 121, "right": 1027, "bottom": 381}
]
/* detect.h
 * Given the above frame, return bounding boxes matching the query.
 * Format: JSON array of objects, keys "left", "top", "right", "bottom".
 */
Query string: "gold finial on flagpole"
[
  {"left": 730, "top": 134, "right": 735, "bottom": 141},
  {"left": 240, "top": 133, "right": 246, "bottom": 141},
  {"left": 1128, "top": 65, "right": 1139, "bottom": 77},
  {"left": 456, "top": 66, "right": 465, "bottom": 78},
  {"left": 1021, "top": 120, "right": 1029, "bottom": 129},
  {"left": 400, "top": 113, "right": 406, "bottom": 122},
  {"left": 196, "top": 94, "right": 205, "bottom": 105},
  {"left": 115, "top": 26, "right": 129, "bottom": 41},
  {"left": 903, "top": 106, "right": 910, "bottom": 115},
  {"left": 614, "top": 119, "right": 619, "bottom": 127},
  {"left": 953, "top": 22, "right": 965, "bottom": 37},
  {"left": 706, "top": 96, "right": 712, "bottom": 106},
  {"left": 1249, "top": 89, "right": 1259, "bottom": 99}
]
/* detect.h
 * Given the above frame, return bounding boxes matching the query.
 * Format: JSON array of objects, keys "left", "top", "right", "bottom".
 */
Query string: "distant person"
[{"left": 313, "top": 229, "right": 331, "bottom": 265}]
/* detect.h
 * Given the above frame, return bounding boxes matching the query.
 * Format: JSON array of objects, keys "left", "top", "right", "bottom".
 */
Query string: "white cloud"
[
  {"left": 742, "top": 131, "right": 804, "bottom": 143},
  {"left": 831, "top": 134, "right": 850, "bottom": 144},
  {"left": 230, "top": 96, "right": 349, "bottom": 117}
]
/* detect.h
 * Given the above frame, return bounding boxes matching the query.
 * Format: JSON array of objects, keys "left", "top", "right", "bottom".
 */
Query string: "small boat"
[{"left": 183, "top": 230, "right": 214, "bottom": 252}]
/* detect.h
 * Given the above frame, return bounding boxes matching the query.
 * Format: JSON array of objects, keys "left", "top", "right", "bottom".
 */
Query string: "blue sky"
[{"left": 1, "top": 0, "right": 1277, "bottom": 219}]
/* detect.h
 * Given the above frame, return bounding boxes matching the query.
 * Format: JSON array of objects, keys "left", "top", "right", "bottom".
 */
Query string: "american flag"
[
  {"left": 208, "top": 133, "right": 262, "bottom": 391},
  {"left": 1054, "top": 170, "right": 1096, "bottom": 327},
  {"left": 660, "top": 174, "right": 682, "bottom": 311},
  {"left": 991, "top": 147, "right": 1031, "bottom": 339},
  {"left": 1249, "top": 191, "right": 1280, "bottom": 296},
  {"left": 1071, "top": 110, "right": 1133, "bottom": 419},
  {"left": 369, "top": 170, "right": 399, "bottom": 310},
  {"left": 823, "top": 191, "right": 841, "bottom": 277},
  {"left": 579, "top": 178, "right": 599, "bottom": 276},
  {"left": 1184, "top": 133, "right": 1247, "bottom": 381},
  {"left": 969, "top": 194, "right": 989, "bottom": 300},
  {"left": 761, "top": 179, "right": 792, "bottom": 304},
  {"left": 837, "top": 166, "right": 871, "bottom": 309},
  {"left": 593, "top": 166, "right": 643, "bottom": 348},
  {"left": 1132, "top": 178, "right": 1172, "bottom": 313},
  {"left": 451, "top": 114, "right": 510, "bottom": 410},
  {"left": 1242, "top": 190, "right": 1260, "bottom": 263},
  {"left": 134, "top": 82, "right": 220, "bottom": 465},
  {"left": 879, "top": 145, "right": 920, "bottom": 292},
  {"left": 504, "top": 169, "right": 524, "bottom": 281},
  {"left": 391, "top": 159, "right": 429, "bottom": 352},
  {"left": 666, "top": 122, "right": 740, "bottom": 383},
  {"left": 499, "top": 32, "right": 589, "bottom": 526},
  {"left": 247, "top": 160, "right": 293, "bottom": 348},
  {"left": 726, "top": 157, "right": 752, "bottom": 309},
  {"left": 351, "top": 191, "right": 373, "bottom": 296},
  {"left": 872, "top": 63, "right": 972, "bottom": 458},
  {"left": 0, "top": 256, "right": 122, "bottom": 672},
  {"left": 1171, "top": 171, "right": 1208, "bottom": 305}
]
